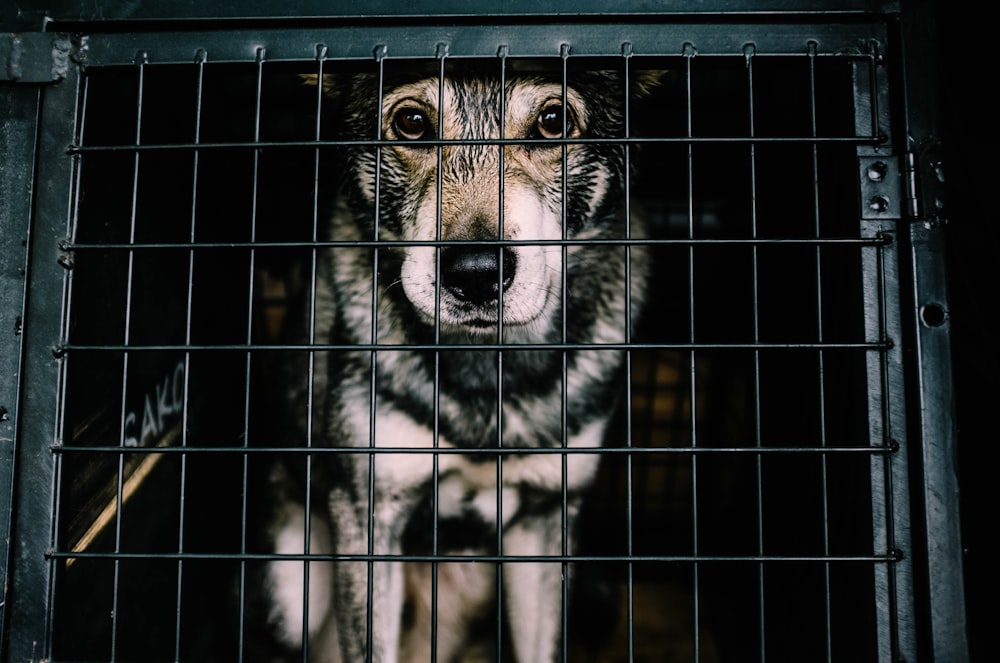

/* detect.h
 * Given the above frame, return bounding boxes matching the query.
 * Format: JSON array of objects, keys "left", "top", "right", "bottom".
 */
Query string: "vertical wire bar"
[
  {"left": 682, "top": 42, "right": 701, "bottom": 663},
  {"left": 307, "top": 44, "right": 329, "bottom": 663},
  {"left": 494, "top": 43, "right": 509, "bottom": 663},
  {"left": 245, "top": 45, "right": 284, "bottom": 658},
  {"left": 173, "top": 48, "right": 207, "bottom": 661},
  {"left": 558, "top": 42, "right": 571, "bottom": 663},
  {"left": 364, "top": 44, "right": 389, "bottom": 663},
  {"left": 48, "top": 431, "right": 65, "bottom": 656},
  {"left": 427, "top": 42, "right": 449, "bottom": 663},
  {"left": 51, "top": 65, "right": 91, "bottom": 650},
  {"left": 621, "top": 41, "right": 637, "bottom": 663},
  {"left": 869, "top": 44, "right": 903, "bottom": 660},
  {"left": 805, "top": 41, "right": 835, "bottom": 663},
  {"left": 239, "top": 46, "right": 268, "bottom": 660},
  {"left": 371, "top": 44, "right": 395, "bottom": 661},
  {"left": 867, "top": 45, "right": 882, "bottom": 145},
  {"left": 234, "top": 47, "right": 267, "bottom": 663},
  {"left": 109, "top": 52, "right": 148, "bottom": 663},
  {"left": 48, "top": 378, "right": 66, "bottom": 656},
  {"left": 874, "top": 216, "right": 899, "bottom": 658},
  {"left": 373, "top": 43, "right": 392, "bottom": 661},
  {"left": 742, "top": 43, "right": 767, "bottom": 663}
]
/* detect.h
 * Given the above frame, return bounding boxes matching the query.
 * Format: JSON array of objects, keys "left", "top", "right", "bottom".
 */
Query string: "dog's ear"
[
  {"left": 300, "top": 73, "right": 337, "bottom": 96},
  {"left": 631, "top": 69, "right": 668, "bottom": 98}
]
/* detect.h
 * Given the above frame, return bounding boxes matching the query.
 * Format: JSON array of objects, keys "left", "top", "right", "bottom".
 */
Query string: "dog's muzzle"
[
  {"left": 402, "top": 240, "right": 554, "bottom": 332},
  {"left": 440, "top": 245, "right": 516, "bottom": 306}
]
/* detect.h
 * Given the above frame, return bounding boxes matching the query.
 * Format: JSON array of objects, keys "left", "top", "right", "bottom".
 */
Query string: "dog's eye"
[
  {"left": 392, "top": 107, "right": 431, "bottom": 141},
  {"left": 535, "top": 104, "right": 574, "bottom": 140}
]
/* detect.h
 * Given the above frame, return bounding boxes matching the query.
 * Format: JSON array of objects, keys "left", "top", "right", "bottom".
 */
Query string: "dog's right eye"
[{"left": 392, "top": 107, "right": 432, "bottom": 141}]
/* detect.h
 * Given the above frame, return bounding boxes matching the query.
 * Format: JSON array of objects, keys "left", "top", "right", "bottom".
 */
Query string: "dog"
[{"left": 248, "top": 62, "right": 660, "bottom": 663}]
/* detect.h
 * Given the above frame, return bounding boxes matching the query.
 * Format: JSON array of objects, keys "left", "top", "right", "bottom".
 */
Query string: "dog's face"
[
  {"left": 314, "top": 67, "right": 655, "bottom": 337},
  {"left": 383, "top": 75, "right": 583, "bottom": 334}
]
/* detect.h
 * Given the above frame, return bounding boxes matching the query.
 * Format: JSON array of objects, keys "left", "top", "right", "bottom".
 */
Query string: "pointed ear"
[
  {"left": 299, "top": 73, "right": 337, "bottom": 96},
  {"left": 632, "top": 69, "right": 668, "bottom": 98}
]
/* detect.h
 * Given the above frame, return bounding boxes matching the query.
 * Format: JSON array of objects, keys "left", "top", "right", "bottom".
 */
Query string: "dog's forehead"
[{"left": 381, "top": 75, "right": 586, "bottom": 138}]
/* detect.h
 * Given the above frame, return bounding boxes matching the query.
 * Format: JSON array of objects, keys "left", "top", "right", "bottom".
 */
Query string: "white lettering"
[
  {"left": 172, "top": 361, "right": 185, "bottom": 412},
  {"left": 140, "top": 393, "right": 158, "bottom": 443},
  {"left": 124, "top": 412, "right": 139, "bottom": 447},
  {"left": 123, "top": 359, "right": 186, "bottom": 447},
  {"left": 155, "top": 376, "right": 173, "bottom": 430}
]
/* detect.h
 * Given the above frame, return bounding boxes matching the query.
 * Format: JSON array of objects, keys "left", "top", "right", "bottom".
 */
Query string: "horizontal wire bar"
[
  {"left": 62, "top": 236, "right": 888, "bottom": 251},
  {"left": 55, "top": 341, "right": 889, "bottom": 352},
  {"left": 48, "top": 550, "right": 899, "bottom": 564},
  {"left": 52, "top": 445, "right": 891, "bottom": 455},
  {"left": 68, "top": 133, "right": 883, "bottom": 154}
]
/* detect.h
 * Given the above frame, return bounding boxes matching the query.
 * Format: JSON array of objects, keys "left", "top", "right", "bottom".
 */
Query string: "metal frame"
[
  {"left": 0, "top": 74, "right": 42, "bottom": 657},
  {"left": 2, "top": 0, "right": 902, "bottom": 27},
  {"left": 0, "top": 3, "right": 967, "bottom": 661}
]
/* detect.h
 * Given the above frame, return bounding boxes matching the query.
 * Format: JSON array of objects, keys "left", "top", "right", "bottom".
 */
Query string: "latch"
[{"left": 1, "top": 32, "right": 72, "bottom": 83}]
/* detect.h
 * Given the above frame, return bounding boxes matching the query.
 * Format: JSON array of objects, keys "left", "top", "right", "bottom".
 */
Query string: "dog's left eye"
[
  {"left": 392, "top": 107, "right": 432, "bottom": 141},
  {"left": 534, "top": 103, "right": 574, "bottom": 140}
]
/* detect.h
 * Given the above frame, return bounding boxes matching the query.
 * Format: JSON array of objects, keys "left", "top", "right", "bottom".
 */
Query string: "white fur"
[{"left": 267, "top": 503, "right": 334, "bottom": 649}]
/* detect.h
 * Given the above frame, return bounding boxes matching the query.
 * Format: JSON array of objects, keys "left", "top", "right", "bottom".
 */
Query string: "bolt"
[
  {"left": 868, "top": 195, "right": 889, "bottom": 213},
  {"left": 866, "top": 161, "right": 888, "bottom": 182}
]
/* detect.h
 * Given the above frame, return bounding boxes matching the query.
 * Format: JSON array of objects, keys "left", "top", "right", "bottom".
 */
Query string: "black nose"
[{"left": 440, "top": 246, "right": 516, "bottom": 305}]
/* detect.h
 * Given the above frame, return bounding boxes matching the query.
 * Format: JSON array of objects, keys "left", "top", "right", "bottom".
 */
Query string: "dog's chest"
[
  {"left": 438, "top": 466, "right": 521, "bottom": 533},
  {"left": 354, "top": 402, "right": 604, "bottom": 513},
  {"left": 350, "top": 347, "right": 570, "bottom": 450}
]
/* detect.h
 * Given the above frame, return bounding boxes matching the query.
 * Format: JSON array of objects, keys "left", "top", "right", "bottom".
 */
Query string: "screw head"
[
  {"left": 866, "top": 161, "right": 888, "bottom": 182},
  {"left": 868, "top": 195, "right": 890, "bottom": 213}
]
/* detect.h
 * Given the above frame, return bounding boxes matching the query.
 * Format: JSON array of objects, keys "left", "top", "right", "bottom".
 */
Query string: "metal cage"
[{"left": 0, "top": 2, "right": 968, "bottom": 662}]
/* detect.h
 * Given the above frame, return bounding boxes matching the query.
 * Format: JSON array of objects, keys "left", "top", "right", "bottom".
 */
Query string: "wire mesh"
[{"left": 36, "top": 28, "right": 900, "bottom": 663}]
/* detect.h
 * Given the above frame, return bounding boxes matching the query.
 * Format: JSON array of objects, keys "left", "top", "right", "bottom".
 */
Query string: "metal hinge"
[
  {"left": 862, "top": 150, "right": 946, "bottom": 224},
  {"left": 1, "top": 32, "right": 72, "bottom": 83},
  {"left": 909, "top": 145, "right": 947, "bottom": 226}
]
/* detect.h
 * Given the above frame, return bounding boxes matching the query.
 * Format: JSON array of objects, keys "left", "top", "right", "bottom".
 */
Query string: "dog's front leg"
[
  {"left": 327, "top": 483, "right": 408, "bottom": 663},
  {"left": 501, "top": 498, "right": 582, "bottom": 663}
]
